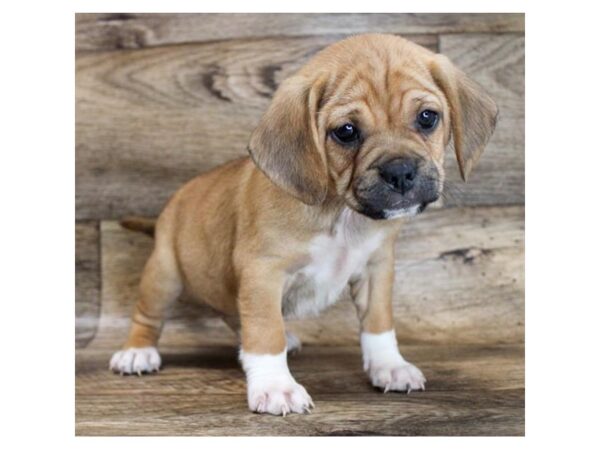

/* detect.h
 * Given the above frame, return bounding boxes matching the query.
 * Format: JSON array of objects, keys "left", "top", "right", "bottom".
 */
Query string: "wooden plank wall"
[{"left": 75, "top": 13, "right": 525, "bottom": 349}]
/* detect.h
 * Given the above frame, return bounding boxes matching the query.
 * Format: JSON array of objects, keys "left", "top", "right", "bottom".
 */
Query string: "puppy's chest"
[{"left": 282, "top": 214, "right": 384, "bottom": 319}]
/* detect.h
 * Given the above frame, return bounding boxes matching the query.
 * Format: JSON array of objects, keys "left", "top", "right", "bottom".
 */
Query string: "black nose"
[{"left": 378, "top": 159, "right": 418, "bottom": 195}]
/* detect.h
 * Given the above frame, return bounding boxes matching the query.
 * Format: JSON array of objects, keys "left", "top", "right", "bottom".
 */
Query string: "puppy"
[{"left": 110, "top": 34, "right": 497, "bottom": 415}]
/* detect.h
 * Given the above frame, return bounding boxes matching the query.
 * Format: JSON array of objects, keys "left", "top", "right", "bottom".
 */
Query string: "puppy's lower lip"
[{"left": 357, "top": 206, "right": 386, "bottom": 220}]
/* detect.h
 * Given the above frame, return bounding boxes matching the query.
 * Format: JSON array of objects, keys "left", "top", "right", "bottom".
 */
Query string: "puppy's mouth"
[{"left": 356, "top": 200, "right": 435, "bottom": 221}]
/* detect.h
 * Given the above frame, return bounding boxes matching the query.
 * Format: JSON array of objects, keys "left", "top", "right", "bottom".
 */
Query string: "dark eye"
[
  {"left": 332, "top": 123, "right": 360, "bottom": 145},
  {"left": 416, "top": 110, "right": 439, "bottom": 132}
]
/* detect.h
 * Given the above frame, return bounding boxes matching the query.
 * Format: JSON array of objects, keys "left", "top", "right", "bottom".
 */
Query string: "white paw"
[
  {"left": 248, "top": 378, "right": 314, "bottom": 416},
  {"left": 109, "top": 346, "right": 161, "bottom": 375},
  {"left": 360, "top": 330, "right": 426, "bottom": 393},
  {"left": 240, "top": 350, "right": 313, "bottom": 415},
  {"left": 368, "top": 362, "right": 426, "bottom": 393},
  {"left": 285, "top": 331, "right": 302, "bottom": 354}
]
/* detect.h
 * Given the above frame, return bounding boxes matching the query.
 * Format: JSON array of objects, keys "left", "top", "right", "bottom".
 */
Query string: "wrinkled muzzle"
[{"left": 352, "top": 157, "right": 441, "bottom": 220}]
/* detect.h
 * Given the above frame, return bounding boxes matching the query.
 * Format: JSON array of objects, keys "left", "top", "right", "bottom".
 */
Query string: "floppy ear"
[
  {"left": 248, "top": 75, "right": 328, "bottom": 205},
  {"left": 430, "top": 54, "right": 499, "bottom": 181}
]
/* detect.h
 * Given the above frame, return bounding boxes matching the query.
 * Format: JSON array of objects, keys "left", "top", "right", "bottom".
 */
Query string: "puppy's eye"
[
  {"left": 331, "top": 123, "right": 360, "bottom": 145},
  {"left": 416, "top": 110, "right": 439, "bottom": 132}
]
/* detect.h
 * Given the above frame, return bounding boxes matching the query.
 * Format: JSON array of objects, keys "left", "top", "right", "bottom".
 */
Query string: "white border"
[{"left": 3, "top": 0, "right": 600, "bottom": 449}]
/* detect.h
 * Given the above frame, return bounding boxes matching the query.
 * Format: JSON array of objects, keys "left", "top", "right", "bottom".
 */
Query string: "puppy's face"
[
  {"left": 321, "top": 57, "right": 448, "bottom": 220},
  {"left": 249, "top": 34, "right": 498, "bottom": 220}
]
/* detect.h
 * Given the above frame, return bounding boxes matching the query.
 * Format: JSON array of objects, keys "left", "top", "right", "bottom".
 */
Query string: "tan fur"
[{"left": 118, "top": 34, "right": 497, "bottom": 357}]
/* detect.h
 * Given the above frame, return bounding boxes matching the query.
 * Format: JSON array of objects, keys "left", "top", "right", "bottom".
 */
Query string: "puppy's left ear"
[
  {"left": 248, "top": 75, "right": 328, "bottom": 205},
  {"left": 430, "top": 54, "right": 499, "bottom": 181}
]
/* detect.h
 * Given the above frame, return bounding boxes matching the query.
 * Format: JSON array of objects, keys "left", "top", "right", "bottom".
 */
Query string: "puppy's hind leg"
[{"left": 110, "top": 238, "right": 182, "bottom": 375}]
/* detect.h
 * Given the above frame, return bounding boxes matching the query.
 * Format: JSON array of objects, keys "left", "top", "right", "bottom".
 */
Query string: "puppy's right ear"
[{"left": 248, "top": 75, "right": 328, "bottom": 205}]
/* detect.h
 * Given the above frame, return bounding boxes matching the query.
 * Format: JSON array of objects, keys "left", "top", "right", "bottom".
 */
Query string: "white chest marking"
[{"left": 282, "top": 208, "right": 384, "bottom": 319}]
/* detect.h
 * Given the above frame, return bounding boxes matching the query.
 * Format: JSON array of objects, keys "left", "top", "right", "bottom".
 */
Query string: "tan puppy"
[{"left": 110, "top": 34, "right": 497, "bottom": 416}]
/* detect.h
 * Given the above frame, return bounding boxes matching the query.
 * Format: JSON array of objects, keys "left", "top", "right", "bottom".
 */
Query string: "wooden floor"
[{"left": 76, "top": 343, "right": 524, "bottom": 436}]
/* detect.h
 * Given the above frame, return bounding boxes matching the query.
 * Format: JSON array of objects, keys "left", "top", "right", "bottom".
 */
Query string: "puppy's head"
[{"left": 248, "top": 34, "right": 498, "bottom": 219}]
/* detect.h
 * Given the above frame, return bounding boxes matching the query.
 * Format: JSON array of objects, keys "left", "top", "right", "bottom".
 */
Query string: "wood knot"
[{"left": 438, "top": 247, "right": 492, "bottom": 265}]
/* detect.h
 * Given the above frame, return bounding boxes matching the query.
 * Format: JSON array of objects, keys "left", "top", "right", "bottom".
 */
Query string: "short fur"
[{"left": 112, "top": 34, "right": 498, "bottom": 415}]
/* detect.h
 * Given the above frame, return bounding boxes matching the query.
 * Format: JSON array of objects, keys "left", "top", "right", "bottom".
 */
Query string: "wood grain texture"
[
  {"left": 88, "top": 205, "right": 523, "bottom": 350},
  {"left": 441, "top": 34, "right": 525, "bottom": 206},
  {"left": 75, "top": 221, "right": 100, "bottom": 347},
  {"left": 76, "top": 13, "right": 524, "bottom": 52},
  {"left": 76, "top": 34, "right": 440, "bottom": 220},
  {"left": 76, "top": 28, "right": 524, "bottom": 219},
  {"left": 76, "top": 344, "right": 524, "bottom": 436}
]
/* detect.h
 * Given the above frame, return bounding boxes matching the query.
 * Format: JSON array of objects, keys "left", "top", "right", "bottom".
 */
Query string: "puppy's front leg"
[
  {"left": 352, "top": 242, "right": 426, "bottom": 393},
  {"left": 237, "top": 263, "right": 313, "bottom": 415}
]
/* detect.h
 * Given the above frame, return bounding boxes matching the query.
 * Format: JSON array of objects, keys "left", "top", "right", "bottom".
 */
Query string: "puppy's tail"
[{"left": 119, "top": 216, "right": 156, "bottom": 238}]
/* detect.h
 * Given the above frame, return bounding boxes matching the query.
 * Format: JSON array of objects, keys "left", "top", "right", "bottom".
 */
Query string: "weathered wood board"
[
  {"left": 76, "top": 344, "right": 524, "bottom": 436},
  {"left": 75, "top": 221, "right": 100, "bottom": 347},
  {"left": 76, "top": 13, "right": 524, "bottom": 52},
  {"left": 76, "top": 26, "right": 524, "bottom": 220},
  {"left": 75, "top": 34, "right": 439, "bottom": 220},
  {"left": 441, "top": 34, "right": 525, "bottom": 206},
  {"left": 86, "top": 205, "right": 523, "bottom": 350}
]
